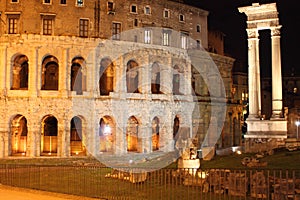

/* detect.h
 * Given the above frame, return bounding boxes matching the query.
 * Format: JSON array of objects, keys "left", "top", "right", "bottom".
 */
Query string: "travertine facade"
[{"left": 0, "top": 0, "right": 242, "bottom": 158}]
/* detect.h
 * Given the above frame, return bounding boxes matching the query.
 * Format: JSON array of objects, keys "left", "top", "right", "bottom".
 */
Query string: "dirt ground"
[{"left": 0, "top": 184, "right": 99, "bottom": 200}]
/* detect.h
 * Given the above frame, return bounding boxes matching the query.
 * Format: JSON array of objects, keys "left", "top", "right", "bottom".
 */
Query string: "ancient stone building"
[{"left": 0, "top": 0, "right": 243, "bottom": 158}]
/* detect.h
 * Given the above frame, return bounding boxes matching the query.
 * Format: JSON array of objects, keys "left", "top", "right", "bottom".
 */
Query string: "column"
[
  {"left": 60, "top": 48, "right": 69, "bottom": 97},
  {"left": 271, "top": 26, "right": 283, "bottom": 119},
  {"left": 246, "top": 29, "right": 259, "bottom": 119},
  {"left": 0, "top": 46, "right": 7, "bottom": 95},
  {"left": 256, "top": 34, "right": 261, "bottom": 117},
  {"left": 29, "top": 47, "right": 39, "bottom": 96}
]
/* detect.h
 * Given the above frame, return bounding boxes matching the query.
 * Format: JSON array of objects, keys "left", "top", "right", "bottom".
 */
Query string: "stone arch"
[
  {"left": 99, "top": 115, "right": 115, "bottom": 152},
  {"left": 41, "top": 115, "right": 58, "bottom": 155},
  {"left": 11, "top": 54, "right": 29, "bottom": 90},
  {"left": 41, "top": 55, "right": 59, "bottom": 90},
  {"left": 99, "top": 57, "right": 114, "bottom": 95},
  {"left": 151, "top": 116, "right": 160, "bottom": 151},
  {"left": 126, "top": 59, "right": 140, "bottom": 93},
  {"left": 126, "top": 116, "right": 140, "bottom": 152},
  {"left": 10, "top": 114, "right": 28, "bottom": 156},
  {"left": 70, "top": 116, "right": 86, "bottom": 156},
  {"left": 151, "top": 62, "right": 161, "bottom": 94},
  {"left": 71, "top": 56, "right": 86, "bottom": 95},
  {"left": 172, "top": 64, "right": 182, "bottom": 95}
]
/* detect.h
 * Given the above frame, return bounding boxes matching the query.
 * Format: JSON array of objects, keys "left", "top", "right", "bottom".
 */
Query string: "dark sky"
[{"left": 185, "top": 0, "right": 300, "bottom": 76}]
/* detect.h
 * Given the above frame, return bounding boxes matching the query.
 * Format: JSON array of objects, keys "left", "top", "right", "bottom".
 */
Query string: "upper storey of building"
[{"left": 0, "top": 0, "right": 209, "bottom": 49}]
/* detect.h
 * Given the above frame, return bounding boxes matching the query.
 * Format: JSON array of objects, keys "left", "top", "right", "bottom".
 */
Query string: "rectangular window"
[
  {"left": 162, "top": 29, "right": 171, "bottom": 46},
  {"left": 163, "top": 9, "right": 169, "bottom": 18},
  {"left": 112, "top": 22, "right": 121, "bottom": 40},
  {"left": 131, "top": 5, "right": 137, "bottom": 13},
  {"left": 60, "top": 0, "right": 66, "bottom": 4},
  {"left": 144, "top": 29, "right": 151, "bottom": 44},
  {"left": 79, "top": 19, "right": 89, "bottom": 37},
  {"left": 44, "top": 0, "right": 51, "bottom": 4},
  {"left": 8, "top": 15, "right": 19, "bottom": 34},
  {"left": 180, "top": 32, "right": 189, "bottom": 49},
  {"left": 107, "top": 2, "right": 115, "bottom": 12},
  {"left": 144, "top": 6, "right": 151, "bottom": 15},
  {"left": 76, "top": 0, "right": 83, "bottom": 6},
  {"left": 43, "top": 19, "right": 53, "bottom": 35},
  {"left": 196, "top": 40, "right": 201, "bottom": 49},
  {"left": 11, "top": 0, "right": 18, "bottom": 3}
]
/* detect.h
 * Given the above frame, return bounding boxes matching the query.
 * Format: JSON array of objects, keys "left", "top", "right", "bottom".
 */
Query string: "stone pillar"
[
  {"left": 28, "top": 47, "right": 39, "bottom": 96},
  {"left": 255, "top": 35, "right": 262, "bottom": 117},
  {"left": 27, "top": 123, "right": 40, "bottom": 157},
  {"left": 60, "top": 48, "right": 69, "bottom": 97},
  {"left": 246, "top": 29, "right": 259, "bottom": 119},
  {"left": 271, "top": 26, "right": 283, "bottom": 119}
]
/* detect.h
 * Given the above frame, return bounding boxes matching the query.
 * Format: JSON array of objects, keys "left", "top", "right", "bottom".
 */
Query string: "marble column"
[
  {"left": 246, "top": 29, "right": 260, "bottom": 119},
  {"left": 271, "top": 26, "right": 283, "bottom": 119}
]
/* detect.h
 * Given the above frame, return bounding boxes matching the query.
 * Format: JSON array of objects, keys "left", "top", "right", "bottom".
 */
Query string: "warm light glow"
[
  {"left": 104, "top": 125, "right": 111, "bottom": 135},
  {"left": 236, "top": 150, "right": 242, "bottom": 155},
  {"left": 295, "top": 121, "right": 300, "bottom": 127},
  {"left": 75, "top": 152, "right": 79, "bottom": 155}
]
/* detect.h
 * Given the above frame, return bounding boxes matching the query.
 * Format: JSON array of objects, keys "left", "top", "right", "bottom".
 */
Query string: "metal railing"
[{"left": 0, "top": 164, "right": 299, "bottom": 200}]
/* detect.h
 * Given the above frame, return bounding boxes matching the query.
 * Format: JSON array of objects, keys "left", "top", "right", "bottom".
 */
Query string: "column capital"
[
  {"left": 246, "top": 28, "right": 258, "bottom": 39},
  {"left": 271, "top": 26, "right": 282, "bottom": 37}
]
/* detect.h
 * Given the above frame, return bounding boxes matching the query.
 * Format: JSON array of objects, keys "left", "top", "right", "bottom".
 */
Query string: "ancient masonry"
[
  {"left": 0, "top": 0, "right": 240, "bottom": 158},
  {"left": 239, "top": 3, "right": 288, "bottom": 152}
]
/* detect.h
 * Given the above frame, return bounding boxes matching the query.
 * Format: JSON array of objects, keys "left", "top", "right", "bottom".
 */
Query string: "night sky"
[{"left": 185, "top": 0, "right": 300, "bottom": 76}]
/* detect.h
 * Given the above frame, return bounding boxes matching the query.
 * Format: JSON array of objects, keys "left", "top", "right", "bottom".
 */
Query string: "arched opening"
[
  {"left": 11, "top": 54, "right": 29, "bottom": 90},
  {"left": 99, "top": 116, "right": 115, "bottom": 152},
  {"left": 10, "top": 115, "right": 28, "bottom": 156},
  {"left": 70, "top": 116, "right": 86, "bottom": 156},
  {"left": 41, "top": 115, "right": 58, "bottom": 155},
  {"left": 152, "top": 117, "right": 160, "bottom": 151},
  {"left": 41, "top": 55, "right": 59, "bottom": 90},
  {"left": 126, "top": 60, "right": 140, "bottom": 93},
  {"left": 151, "top": 62, "right": 161, "bottom": 94},
  {"left": 99, "top": 57, "right": 114, "bottom": 95},
  {"left": 71, "top": 57, "right": 85, "bottom": 95},
  {"left": 173, "top": 116, "right": 180, "bottom": 143},
  {"left": 126, "top": 116, "right": 139, "bottom": 152},
  {"left": 172, "top": 65, "right": 181, "bottom": 95}
]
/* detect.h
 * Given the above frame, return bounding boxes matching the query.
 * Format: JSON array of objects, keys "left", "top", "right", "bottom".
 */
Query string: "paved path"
[{"left": 0, "top": 185, "right": 98, "bottom": 200}]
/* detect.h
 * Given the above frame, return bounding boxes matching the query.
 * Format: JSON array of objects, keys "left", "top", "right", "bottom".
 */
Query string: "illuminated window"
[
  {"left": 79, "top": 19, "right": 89, "bottom": 37},
  {"left": 162, "top": 29, "right": 171, "bottom": 46},
  {"left": 180, "top": 32, "right": 189, "bottom": 49},
  {"left": 76, "top": 0, "right": 83, "bottom": 7},
  {"left": 144, "top": 6, "right": 151, "bottom": 15},
  {"left": 112, "top": 22, "right": 121, "bottom": 40},
  {"left": 43, "top": 18, "right": 53, "bottom": 35},
  {"left": 131, "top": 5, "right": 137, "bottom": 13},
  {"left": 8, "top": 16, "right": 18, "bottom": 34},
  {"left": 179, "top": 14, "right": 185, "bottom": 22},
  {"left": 163, "top": 9, "right": 170, "bottom": 18},
  {"left": 144, "top": 29, "right": 151, "bottom": 44}
]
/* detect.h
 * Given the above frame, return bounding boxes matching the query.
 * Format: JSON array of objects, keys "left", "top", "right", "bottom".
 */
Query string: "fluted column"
[
  {"left": 271, "top": 26, "right": 283, "bottom": 119},
  {"left": 246, "top": 29, "right": 260, "bottom": 119}
]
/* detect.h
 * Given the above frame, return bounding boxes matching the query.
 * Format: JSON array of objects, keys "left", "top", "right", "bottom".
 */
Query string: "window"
[
  {"left": 131, "top": 5, "right": 137, "bottom": 13},
  {"left": 197, "top": 25, "right": 201, "bottom": 33},
  {"left": 79, "top": 19, "right": 89, "bottom": 37},
  {"left": 179, "top": 14, "right": 185, "bottom": 22},
  {"left": 43, "top": 19, "right": 53, "bottom": 35},
  {"left": 7, "top": 15, "right": 19, "bottom": 34},
  {"left": 11, "top": 0, "right": 18, "bottom": 3},
  {"left": 44, "top": 0, "right": 51, "bottom": 4},
  {"left": 180, "top": 32, "right": 189, "bottom": 49},
  {"left": 163, "top": 9, "right": 170, "bottom": 18},
  {"left": 112, "top": 22, "right": 121, "bottom": 40},
  {"left": 144, "top": 6, "right": 151, "bottom": 15},
  {"left": 76, "top": 0, "right": 83, "bottom": 7},
  {"left": 134, "top": 19, "right": 138, "bottom": 27},
  {"left": 60, "top": 0, "right": 66, "bottom": 4},
  {"left": 144, "top": 29, "right": 151, "bottom": 44},
  {"left": 196, "top": 40, "right": 201, "bottom": 49},
  {"left": 107, "top": 2, "right": 115, "bottom": 13},
  {"left": 162, "top": 29, "right": 171, "bottom": 46}
]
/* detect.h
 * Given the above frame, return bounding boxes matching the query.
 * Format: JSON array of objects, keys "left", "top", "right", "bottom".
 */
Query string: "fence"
[{"left": 0, "top": 164, "right": 299, "bottom": 200}]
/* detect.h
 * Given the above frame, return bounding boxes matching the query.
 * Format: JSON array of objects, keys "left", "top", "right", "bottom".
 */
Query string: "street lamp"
[{"left": 295, "top": 120, "right": 300, "bottom": 139}]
